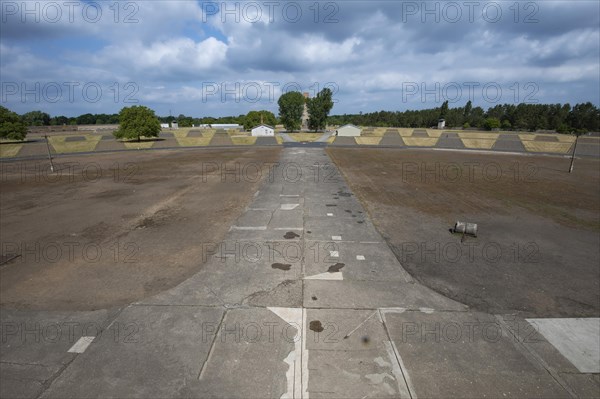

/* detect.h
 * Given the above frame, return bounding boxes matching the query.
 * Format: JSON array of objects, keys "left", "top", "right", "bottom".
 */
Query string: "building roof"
[
  {"left": 339, "top": 124, "right": 361, "bottom": 129},
  {"left": 252, "top": 124, "right": 274, "bottom": 129}
]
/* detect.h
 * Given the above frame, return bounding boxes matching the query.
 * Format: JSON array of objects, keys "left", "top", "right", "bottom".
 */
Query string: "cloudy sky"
[{"left": 1, "top": 0, "right": 599, "bottom": 117}]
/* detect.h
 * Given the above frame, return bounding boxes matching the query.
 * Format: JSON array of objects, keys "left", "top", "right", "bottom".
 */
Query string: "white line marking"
[
  {"left": 304, "top": 272, "right": 343, "bottom": 280},
  {"left": 344, "top": 310, "right": 378, "bottom": 338},
  {"left": 356, "top": 255, "right": 365, "bottom": 260},
  {"left": 526, "top": 318, "right": 600, "bottom": 373},
  {"left": 384, "top": 341, "right": 413, "bottom": 399},
  {"left": 331, "top": 236, "right": 342, "bottom": 241},
  {"left": 230, "top": 226, "right": 267, "bottom": 231},
  {"left": 326, "top": 213, "right": 334, "bottom": 217},
  {"left": 302, "top": 308, "right": 309, "bottom": 399},
  {"left": 329, "top": 251, "right": 339, "bottom": 258},
  {"left": 68, "top": 336, "right": 95, "bottom": 353},
  {"left": 281, "top": 204, "right": 300, "bottom": 210},
  {"left": 268, "top": 307, "right": 306, "bottom": 399}
]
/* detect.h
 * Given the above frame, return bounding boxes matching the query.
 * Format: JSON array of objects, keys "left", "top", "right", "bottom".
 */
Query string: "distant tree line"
[
  {"left": 328, "top": 101, "right": 600, "bottom": 133},
  {"left": 2, "top": 100, "right": 599, "bottom": 143}
]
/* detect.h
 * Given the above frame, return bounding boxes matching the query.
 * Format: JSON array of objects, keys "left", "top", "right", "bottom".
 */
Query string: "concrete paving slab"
[
  {"left": 11, "top": 142, "right": 48, "bottom": 157},
  {"left": 304, "top": 280, "right": 466, "bottom": 310},
  {"left": 233, "top": 209, "right": 273, "bottom": 228},
  {"left": 227, "top": 226, "right": 304, "bottom": 241},
  {"left": 379, "top": 132, "right": 405, "bottom": 147},
  {"left": 0, "top": 308, "right": 116, "bottom": 398},
  {"left": 497, "top": 316, "right": 581, "bottom": 374},
  {"left": 527, "top": 318, "right": 600, "bottom": 373},
  {"left": 63, "top": 136, "right": 87, "bottom": 142},
  {"left": 305, "top": 200, "right": 366, "bottom": 218},
  {"left": 41, "top": 305, "right": 224, "bottom": 398},
  {"left": 304, "top": 309, "right": 409, "bottom": 398},
  {"left": 138, "top": 240, "right": 303, "bottom": 308},
  {"left": 304, "top": 217, "right": 382, "bottom": 242},
  {"left": 255, "top": 136, "right": 279, "bottom": 145},
  {"left": 0, "top": 371, "right": 47, "bottom": 399},
  {"left": 268, "top": 209, "right": 304, "bottom": 230},
  {"left": 0, "top": 309, "right": 114, "bottom": 366},
  {"left": 437, "top": 136, "right": 466, "bottom": 149},
  {"left": 189, "top": 308, "right": 293, "bottom": 398},
  {"left": 94, "top": 140, "right": 126, "bottom": 152},
  {"left": 559, "top": 373, "right": 600, "bottom": 398},
  {"left": 331, "top": 137, "right": 356, "bottom": 146},
  {"left": 209, "top": 133, "right": 233, "bottom": 146},
  {"left": 576, "top": 142, "right": 600, "bottom": 157},
  {"left": 148, "top": 138, "right": 177, "bottom": 149},
  {"left": 303, "top": 241, "right": 413, "bottom": 282},
  {"left": 385, "top": 310, "right": 572, "bottom": 398},
  {"left": 493, "top": 134, "right": 527, "bottom": 152}
]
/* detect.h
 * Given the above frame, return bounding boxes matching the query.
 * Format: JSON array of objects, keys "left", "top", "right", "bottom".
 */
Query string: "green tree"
[
  {"left": 484, "top": 117, "right": 501, "bottom": 130},
  {"left": 0, "top": 106, "right": 28, "bottom": 140},
  {"left": 439, "top": 100, "right": 449, "bottom": 119},
  {"left": 244, "top": 110, "right": 277, "bottom": 130},
  {"left": 278, "top": 91, "right": 305, "bottom": 132},
  {"left": 307, "top": 88, "right": 334, "bottom": 131},
  {"left": 568, "top": 102, "right": 600, "bottom": 133},
  {"left": 76, "top": 113, "right": 96, "bottom": 125},
  {"left": 21, "top": 110, "right": 50, "bottom": 126},
  {"left": 113, "top": 105, "right": 161, "bottom": 142},
  {"left": 463, "top": 100, "right": 472, "bottom": 118}
]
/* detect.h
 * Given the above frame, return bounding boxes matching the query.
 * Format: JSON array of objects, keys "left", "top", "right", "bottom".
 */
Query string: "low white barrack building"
[{"left": 251, "top": 124, "right": 275, "bottom": 137}]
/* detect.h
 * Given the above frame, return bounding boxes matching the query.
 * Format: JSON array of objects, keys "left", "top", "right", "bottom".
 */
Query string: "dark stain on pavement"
[
  {"left": 309, "top": 320, "right": 324, "bottom": 332},
  {"left": 284, "top": 231, "right": 300, "bottom": 239},
  {"left": 327, "top": 263, "right": 345, "bottom": 273},
  {"left": 272, "top": 263, "right": 291, "bottom": 271}
]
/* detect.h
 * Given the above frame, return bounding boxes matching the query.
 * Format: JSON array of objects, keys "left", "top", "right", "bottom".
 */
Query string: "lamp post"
[
  {"left": 44, "top": 134, "right": 55, "bottom": 173},
  {"left": 568, "top": 131, "right": 580, "bottom": 173}
]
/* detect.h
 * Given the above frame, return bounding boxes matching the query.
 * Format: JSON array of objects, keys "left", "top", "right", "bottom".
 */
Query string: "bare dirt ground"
[
  {"left": 0, "top": 148, "right": 280, "bottom": 310},
  {"left": 328, "top": 148, "right": 600, "bottom": 318}
]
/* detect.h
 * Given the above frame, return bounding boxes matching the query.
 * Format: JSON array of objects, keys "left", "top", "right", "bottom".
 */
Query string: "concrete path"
[
  {"left": 1, "top": 148, "right": 598, "bottom": 398},
  {"left": 315, "top": 132, "right": 333, "bottom": 142},
  {"left": 277, "top": 133, "right": 295, "bottom": 143}
]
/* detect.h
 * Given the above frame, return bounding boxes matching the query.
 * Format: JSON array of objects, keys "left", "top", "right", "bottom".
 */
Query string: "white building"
[
  {"left": 437, "top": 119, "right": 446, "bottom": 129},
  {"left": 198, "top": 124, "right": 241, "bottom": 130},
  {"left": 336, "top": 124, "right": 362, "bottom": 137},
  {"left": 160, "top": 123, "right": 170, "bottom": 129},
  {"left": 251, "top": 124, "right": 275, "bottom": 137},
  {"left": 171, "top": 121, "right": 179, "bottom": 129}
]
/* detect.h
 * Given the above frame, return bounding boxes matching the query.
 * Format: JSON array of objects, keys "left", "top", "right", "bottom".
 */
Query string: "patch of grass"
[
  {"left": 0, "top": 143, "right": 23, "bottom": 158},
  {"left": 402, "top": 137, "right": 439, "bottom": 147},
  {"left": 355, "top": 137, "right": 382, "bottom": 145},
  {"left": 522, "top": 141, "right": 572, "bottom": 153},
  {"left": 176, "top": 137, "right": 213, "bottom": 147},
  {"left": 122, "top": 141, "right": 156, "bottom": 149},
  {"left": 460, "top": 138, "right": 497, "bottom": 149}
]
